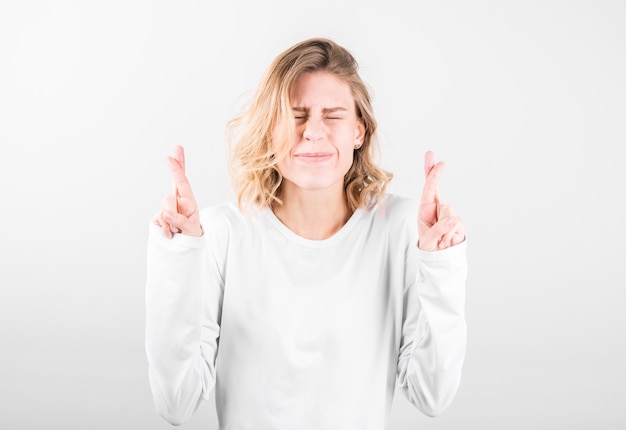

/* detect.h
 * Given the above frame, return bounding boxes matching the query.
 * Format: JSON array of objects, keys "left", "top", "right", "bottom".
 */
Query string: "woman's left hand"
[{"left": 417, "top": 151, "right": 465, "bottom": 251}]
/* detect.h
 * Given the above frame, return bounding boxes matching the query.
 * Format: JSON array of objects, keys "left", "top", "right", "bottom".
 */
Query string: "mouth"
[{"left": 294, "top": 152, "right": 334, "bottom": 162}]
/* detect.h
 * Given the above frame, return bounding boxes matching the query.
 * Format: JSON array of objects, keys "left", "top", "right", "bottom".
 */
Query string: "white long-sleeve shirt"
[{"left": 146, "top": 194, "right": 467, "bottom": 429}]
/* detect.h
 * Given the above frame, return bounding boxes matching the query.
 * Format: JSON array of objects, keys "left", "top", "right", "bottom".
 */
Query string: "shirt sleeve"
[
  {"left": 145, "top": 223, "right": 223, "bottom": 425},
  {"left": 396, "top": 239, "right": 468, "bottom": 417}
]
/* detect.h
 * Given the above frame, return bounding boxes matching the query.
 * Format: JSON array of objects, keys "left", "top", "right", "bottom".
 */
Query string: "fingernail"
[
  {"left": 164, "top": 211, "right": 174, "bottom": 221},
  {"left": 446, "top": 219, "right": 456, "bottom": 226}
]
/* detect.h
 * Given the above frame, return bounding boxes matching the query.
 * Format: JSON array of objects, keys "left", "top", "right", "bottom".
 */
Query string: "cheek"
[
  {"left": 336, "top": 128, "right": 358, "bottom": 150},
  {"left": 272, "top": 123, "right": 296, "bottom": 158},
  {"left": 339, "top": 144, "right": 355, "bottom": 170}
]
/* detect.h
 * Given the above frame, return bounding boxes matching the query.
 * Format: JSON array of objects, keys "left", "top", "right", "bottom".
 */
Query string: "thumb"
[
  {"left": 418, "top": 217, "right": 458, "bottom": 251},
  {"left": 163, "top": 210, "right": 203, "bottom": 237}
]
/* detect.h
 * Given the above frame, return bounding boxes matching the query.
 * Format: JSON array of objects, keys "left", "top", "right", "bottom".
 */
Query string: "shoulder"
[
  {"left": 362, "top": 194, "right": 419, "bottom": 244},
  {"left": 196, "top": 202, "right": 249, "bottom": 258},
  {"left": 372, "top": 194, "right": 419, "bottom": 224},
  {"left": 199, "top": 201, "right": 240, "bottom": 226},
  {"left": 199, "top": 201, "right": 266, "bottom": 239}
]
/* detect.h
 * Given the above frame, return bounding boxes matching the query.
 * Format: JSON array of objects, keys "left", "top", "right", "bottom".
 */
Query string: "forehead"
[{"left": 290, "top": 71, "right": 355, "bottom": 108}]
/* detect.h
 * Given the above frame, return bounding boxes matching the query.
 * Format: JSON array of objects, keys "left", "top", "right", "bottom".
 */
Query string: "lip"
[{"left": 294, "top": 152, "right": 334, "bottom": 162}]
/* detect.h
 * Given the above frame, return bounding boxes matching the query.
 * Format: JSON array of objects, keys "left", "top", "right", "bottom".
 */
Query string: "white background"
[{"left": 1, "top": 1, "right": 625, "bottom": 429}]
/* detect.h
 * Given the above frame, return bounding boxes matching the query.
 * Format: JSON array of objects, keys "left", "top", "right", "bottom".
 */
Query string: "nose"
[{"left": 302, "top": 117, "right": 324, "bottom": 142}]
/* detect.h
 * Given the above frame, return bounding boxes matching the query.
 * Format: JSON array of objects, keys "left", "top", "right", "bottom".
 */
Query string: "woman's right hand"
[{"left": 152, "top": 145, "right": 203, "bottom": 238}]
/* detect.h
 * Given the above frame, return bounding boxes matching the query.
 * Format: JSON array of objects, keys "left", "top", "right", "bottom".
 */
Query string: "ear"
[{"left": 355, "top": 120, "right": 365, "bottom": 145}]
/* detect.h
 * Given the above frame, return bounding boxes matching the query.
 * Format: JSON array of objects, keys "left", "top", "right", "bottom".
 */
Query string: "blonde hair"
[{"left": 228, "top": 37, "right": 392, "bottom": 210}]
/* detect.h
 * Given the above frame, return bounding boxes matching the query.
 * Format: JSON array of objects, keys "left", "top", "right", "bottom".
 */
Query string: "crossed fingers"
[{"left": 417, "top": 151, "right": 465, "bottom": 251}]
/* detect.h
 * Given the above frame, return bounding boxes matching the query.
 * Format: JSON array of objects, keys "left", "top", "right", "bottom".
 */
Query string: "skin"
[
  {"left": 418, "top": 151, "right": 465, "bottom": 250},
  {"left": 152, "top": 145, "right": 202, "bottom": 239},
  {"left": 271, "top": 71, "right": 365, "bottom": 240},
  {"left": 153, "top": 73, "right": 465, "bottom": 250}
]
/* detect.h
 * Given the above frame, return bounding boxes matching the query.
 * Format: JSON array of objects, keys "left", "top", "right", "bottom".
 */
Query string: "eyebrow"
[{"left": 291, "top": 106, "right": 349, "bottom": 113}]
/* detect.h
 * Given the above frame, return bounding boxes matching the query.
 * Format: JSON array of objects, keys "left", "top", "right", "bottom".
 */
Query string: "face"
[{"left": 275, "top": 71, "right": 365, "bottom": 194}]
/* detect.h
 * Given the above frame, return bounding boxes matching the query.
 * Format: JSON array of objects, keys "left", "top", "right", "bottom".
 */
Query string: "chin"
[
  {"left": 296, "top": 181, "right": 338, "bottom": 191},
  {"left": 283, "top": 175, "right": 343, "bottom": 193}
]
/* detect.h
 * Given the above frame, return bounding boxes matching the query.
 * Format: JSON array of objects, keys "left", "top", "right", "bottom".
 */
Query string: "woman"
[{"left": 147, "top": 38, "right": 467, "bottom": 429}]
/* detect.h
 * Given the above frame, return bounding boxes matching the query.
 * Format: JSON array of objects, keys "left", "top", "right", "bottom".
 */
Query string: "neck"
[{"left": 272, "top": 181, "right": 352, "bottom": 240}]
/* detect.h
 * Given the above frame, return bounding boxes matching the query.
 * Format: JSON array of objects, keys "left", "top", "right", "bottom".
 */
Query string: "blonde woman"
[{"left": 147, "top": 38, "right": 467, "bottom": 429}]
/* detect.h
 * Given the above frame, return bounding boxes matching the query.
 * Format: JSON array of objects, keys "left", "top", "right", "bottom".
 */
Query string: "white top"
[{"left": 145, "top": 194, "right": 467, "bottom": 429}]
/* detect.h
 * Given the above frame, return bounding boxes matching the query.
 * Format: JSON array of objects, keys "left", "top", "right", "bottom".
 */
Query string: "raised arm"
[
  {"left": 417, "top": 151, "right": 465, "bottom": 250},
  {"left": 152, "top": 145, "right": 203, "bottom": 238},
  {"left": 397, "top": 151, "right": 467, "bottom": 416},
  {"left": 146, "top": 146, "right": 221, "bottom": 425}
]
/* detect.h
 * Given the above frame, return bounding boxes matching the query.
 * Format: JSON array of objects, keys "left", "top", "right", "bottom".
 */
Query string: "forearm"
[
  {"left": 145, "top": 225, "right": 215, "bottom": 425},
  {"left": 398, "top": 240, "right": 467, "bottom": 416}
]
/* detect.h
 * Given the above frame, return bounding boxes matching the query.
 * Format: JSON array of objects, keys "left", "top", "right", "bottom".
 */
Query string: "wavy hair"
[{"left": 228, "top": 37, "right": 392, "bottom": 210}]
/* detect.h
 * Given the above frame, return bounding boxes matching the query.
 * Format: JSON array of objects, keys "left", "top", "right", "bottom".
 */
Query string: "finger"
[
  {"left": 159, "top": 213, "right": 173, "bottom": 238},
  {"left": 174, "top": 145, "right": 185, "bottom": 172},
  {"left": 162, "top": 208, "right": 203, "bottom": 237},
  {"left": 437, "top": 204, "right": 465, "bottom": 247},
  {"left": 155, "top": 208, "right": 172, "bottom": 238},
  {"left": 152, "top": 212, "right": 174, "bottom": 240},
  {"left": 418, "top": 201, "right": 438, "bottom": 229},
  {"left": 418, "top": 216, "right": 459, "bottom": 251},
  {"left": 420, "top": 158, "right": 444, "bottom": 207},
  {"left": 152, "top": 211, "right": 169, "bottom": 230},
  {"left": 162, "top": 194, "right": 179, "bottom": 233},
  {"left": 437, "top": 203, "right": 455, "bottom": 221},
  {"left": 162, "top": 210, "right": 196, "bottom": 236},
  {"left": 424, "top": 150, "right": 434, "bottom": 179},
  {"left": 170, "top": 146, "right": 185, "bottom": 203},
  {"left": 159, "top": 194, "right": 179, "bottom": 235},
  {"left": 166, "top": 155, "right": 195, "bottom": 201},
  {"left": 152, "top": 206, "right": 171, "bottom": 238},
  {"left": 151, "top": 211, "right": 161, "bottom": 227},
  {"left": 438, "top": 217, "right": 464, "bottom": 249},
  {"left": 450, "top": 231, "right": 466, "bottom": 247}
]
